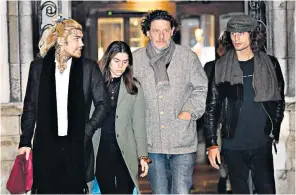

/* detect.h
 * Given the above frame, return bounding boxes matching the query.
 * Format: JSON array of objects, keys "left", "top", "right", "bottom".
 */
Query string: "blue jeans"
[{"left": 148, "top": 153, "right": 196, "bottom": 194}]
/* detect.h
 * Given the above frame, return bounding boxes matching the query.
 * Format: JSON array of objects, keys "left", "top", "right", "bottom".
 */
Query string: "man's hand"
[
  {"left": 18, "top": 147, "right": 31, "bottom": 160},
  {"left": 208, "top": 147, "right": 221, "bottom": 169},
  {"left": 178, "top": 112, "right": 191, "bottom": 120},
  {"left": 139, "top": 159, "right": 149, "bottom": 177}
]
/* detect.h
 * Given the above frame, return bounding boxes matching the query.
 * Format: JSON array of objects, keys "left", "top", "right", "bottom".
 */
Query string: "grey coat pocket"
[{"left": 172, "top": 118, "right": 195, "bottom": 148}]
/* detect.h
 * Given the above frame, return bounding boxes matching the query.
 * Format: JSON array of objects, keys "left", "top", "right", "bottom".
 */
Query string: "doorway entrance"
[{"left": 97, "top": 15, "right": 148, "bottom": 60}]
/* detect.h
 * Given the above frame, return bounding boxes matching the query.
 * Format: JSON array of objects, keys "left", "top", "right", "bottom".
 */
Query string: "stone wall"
[
  {"left": 273, "top": 103, "right": 295, "bottom": 194},
  {"left": 266, "top": 0, "right": 295, "bottom": 194},
  {"left": 1, "top": 103, "right": 22, "bottom": 193}
]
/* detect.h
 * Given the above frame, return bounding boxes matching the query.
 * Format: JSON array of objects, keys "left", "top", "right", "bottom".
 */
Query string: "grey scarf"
[
  {"left": 215, "top": 49, "right": 282, "bottom": 102},
  {"left": 146, "top": 40, "right": 176, "bottom": 89}
]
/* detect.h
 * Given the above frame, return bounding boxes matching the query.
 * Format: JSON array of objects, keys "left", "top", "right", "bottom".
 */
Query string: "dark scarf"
[
  {"left": 146, "top": 40, "right": 175, "bottom": 89},
  {"left": 215, "top": 49, "right": 281, "bottom": 102},
  {"left": 34, "top": 48, "right": 86, "bottom": 192}
]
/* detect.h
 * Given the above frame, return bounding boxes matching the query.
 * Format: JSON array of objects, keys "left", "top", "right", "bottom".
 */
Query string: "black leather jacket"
[{"left": 204, "top": 55, "right": 285, "bottom": 148}]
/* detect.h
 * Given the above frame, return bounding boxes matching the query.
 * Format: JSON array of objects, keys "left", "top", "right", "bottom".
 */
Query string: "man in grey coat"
[{"left": 133, "top": 10, "right": 208, "bottom": 194}]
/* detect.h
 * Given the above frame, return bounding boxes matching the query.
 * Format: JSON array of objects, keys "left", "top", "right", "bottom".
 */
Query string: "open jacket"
[
  {"left": 19, "top": 56, "right": 109, "bottom": 185},
  {"left": 94, "top": 79, "right": 148, "bottom": 192},
  {"left": 133, "top": 45, "right": 208, "bottom": 154},
  {"left": 204, "top": 55, "right": 285, "bottom": 148}
]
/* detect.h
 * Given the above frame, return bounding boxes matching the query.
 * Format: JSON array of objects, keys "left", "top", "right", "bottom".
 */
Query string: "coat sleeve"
[
  {"left": 181, "top": 55, "right": 208, "bottom": 120},
  {"left": 271, "top": 56, "right": 285, "bottom": 142},
  {"left": 19, "top": 61, "right": 37, "bottom": 148},
  {"left": 85, "top": 62, "right": 109, "bottom": 137},
  {"left": 203, "top": 66, "right": 221, "bottom": 148},
  {"left": 132, "top": 84, "right": 148, "bottom": 158}
]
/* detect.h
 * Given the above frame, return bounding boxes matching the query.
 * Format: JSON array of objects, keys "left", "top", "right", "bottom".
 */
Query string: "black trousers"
[
  {"left": 34, "top": 136, "right": 85, "bottom": 194},
  {"left": 223, "top": 142, "right": 275, "bottom": 194},
  {"left": 95, "top": 149, "right": 134, "bottom": 194}
]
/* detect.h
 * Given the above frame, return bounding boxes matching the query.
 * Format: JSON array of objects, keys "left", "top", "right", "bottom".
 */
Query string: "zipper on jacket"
[
  {"left": 253, "top": 74, "right": 274, "bottom": 136},
  {"left": 261, "top": 103, "right": 274, "bottom": 138},
  {"left": 227, "top": 105, "right": 232, "bottom": 137},
  {"left": 253, "top": 74, "right": 277, "bottom": 153},
  {"left": 252, "top": 73, "right": 257, "bottom": 97}
]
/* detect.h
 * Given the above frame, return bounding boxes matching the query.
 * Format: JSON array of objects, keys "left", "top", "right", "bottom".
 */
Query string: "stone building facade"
[{"left": 0, "top": 0, "right": 295, "bottom": 193}]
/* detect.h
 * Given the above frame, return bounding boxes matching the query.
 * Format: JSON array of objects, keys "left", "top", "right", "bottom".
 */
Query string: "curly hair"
[
  {"left": 141, "top": 10, "right": 179, "bottom": 36},
  {"left": 221, "top": 28, "right": 266, "bottom": 54}
]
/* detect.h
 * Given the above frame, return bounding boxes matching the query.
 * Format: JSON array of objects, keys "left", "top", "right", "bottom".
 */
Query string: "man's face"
[
  {"left": 230, "top": 31, "right": 251, "bottom": 51},
  {"left": 147, "top": 20, "right": 174, "bottom": 50},
  {"left": 63, "top": 29, "right": 84, "bottom": 58},
  {"left": 109, "top": 52, "right": 129, "bottom": 78}
]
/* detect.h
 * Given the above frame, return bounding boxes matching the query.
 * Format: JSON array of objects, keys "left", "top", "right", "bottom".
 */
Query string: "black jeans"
[
  {"left": 223, "top": 142, "right": 275, "bottom": 194},
  {"left": 95, "top": 148, "right": 134, "bottom": 194},
  {"left": 34, "top": 137, "right": 85, "bottom": 194}
]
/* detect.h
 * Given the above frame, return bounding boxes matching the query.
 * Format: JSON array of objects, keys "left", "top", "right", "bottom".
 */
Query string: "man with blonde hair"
[{"left": 18, "top": 16, "right": 109, "bottom": 193}]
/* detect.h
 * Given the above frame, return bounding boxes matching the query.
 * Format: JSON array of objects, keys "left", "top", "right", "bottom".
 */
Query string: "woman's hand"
[{"left": 139, "top": 159, "right": 149, "bottom": 177}]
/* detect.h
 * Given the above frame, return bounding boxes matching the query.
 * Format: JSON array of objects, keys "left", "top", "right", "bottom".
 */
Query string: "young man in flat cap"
[{"left": 204, "top": 14, "right": 285, "bottom": 194}]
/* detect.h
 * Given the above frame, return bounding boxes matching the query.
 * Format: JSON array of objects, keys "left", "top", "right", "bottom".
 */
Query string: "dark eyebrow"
[
  {"left": 73, "top": 35, "right": 83, "bottom": 38},
  {"left": 113, "top": 58, "right": 129, "bottom": 61}
]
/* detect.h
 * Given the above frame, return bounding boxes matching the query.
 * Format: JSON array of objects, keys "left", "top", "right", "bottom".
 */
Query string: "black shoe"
[{"left": 217, "top": 177, "right": 227, "bottom": 194}]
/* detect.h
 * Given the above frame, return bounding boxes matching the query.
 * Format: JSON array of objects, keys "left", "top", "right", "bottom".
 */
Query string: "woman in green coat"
[{"left": 96, "top": 41, "right": 150, "bottom": 194}]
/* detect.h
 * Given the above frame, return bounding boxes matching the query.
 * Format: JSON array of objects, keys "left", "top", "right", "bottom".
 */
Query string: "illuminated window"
[
  {"left": 181, "top": 15, "right": 215, "bottom": 66},
  {"left": 129, "top": 17, "right": 149, "bottom": 52},
  {"left": 98, "top": 18, "right": 124, "bottom": 60}
]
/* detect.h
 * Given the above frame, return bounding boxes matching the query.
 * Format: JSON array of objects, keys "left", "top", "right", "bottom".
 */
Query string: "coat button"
[
  {"left": 117, "top": 134, "right": 119, "bottom": 137},
  {"left": 122, "top": 151, "right": 124, "bottom": 154},
  {"left": 116, "top": 115, "right": 119, "bottom": 118}
]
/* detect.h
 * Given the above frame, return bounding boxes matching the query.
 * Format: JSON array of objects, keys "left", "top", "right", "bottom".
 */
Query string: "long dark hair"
[
  {"left": 221, "top": 28, "right": 266, "bottom": 54},
  {"left": 98, "top": 41, "right": 138, "bottom": 95}
]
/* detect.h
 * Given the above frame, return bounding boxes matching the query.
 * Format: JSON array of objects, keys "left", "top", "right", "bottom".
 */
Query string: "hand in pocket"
[{"left": 178, "top": 112, "right": 191, "bottom": 120}]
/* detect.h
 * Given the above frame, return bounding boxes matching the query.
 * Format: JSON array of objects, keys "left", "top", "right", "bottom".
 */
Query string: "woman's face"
[{"left": 109, "top": 52, "right": 129, "bottom": 78}]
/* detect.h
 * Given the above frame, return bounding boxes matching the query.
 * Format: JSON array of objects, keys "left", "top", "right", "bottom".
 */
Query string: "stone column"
[
  {"left": 267, "top": 1, "right": 296, "bottom": 194},
  {"left": 0, "top": 1, "right": 10, "bottom": 103},
  {"left": 61, "top": 0, "right": 71, "bottom": 18},
  {"left": 19, "top": 1, "right": 34, "bottom": 101},
  {"left": 8, "top": 1, "right": 21, "bottom": 102},
  {"left": 270, "top": 1, "right": 288, "bottom": 94},
  {"left": 286, "top": 1, "right": 295, "bottom": 98}
]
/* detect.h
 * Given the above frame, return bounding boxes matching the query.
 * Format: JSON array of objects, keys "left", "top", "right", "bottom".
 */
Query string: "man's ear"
[
  {"left": 147, "top": 31, "right": 151, "bottom": 39},
  {"left": 171, "top": 27, "right": 175, "bottom": 36},
  {"left": 57, "top": 37, "right": 66, "bottom": 46}
]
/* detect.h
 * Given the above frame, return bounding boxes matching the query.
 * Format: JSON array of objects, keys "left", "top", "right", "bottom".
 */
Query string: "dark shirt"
[
  {"left": 223, "top": 57, "right": 271, "bottom": 150},
  {"left": 99, "top": 77, "right": 121, "bottom": 154}
]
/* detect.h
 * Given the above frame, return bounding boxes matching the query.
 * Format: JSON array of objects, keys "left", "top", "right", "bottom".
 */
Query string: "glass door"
[
  {"left": 98, "top": 18, "right": 124, "bottom": 60},
  {"left": 129, "top": 17, "right": 149, "bottom": 52},
  {"left": 97, "top": 16, "right": 148, "bottom": 61}
]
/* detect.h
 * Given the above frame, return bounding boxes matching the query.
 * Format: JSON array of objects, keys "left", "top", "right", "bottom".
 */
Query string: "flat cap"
[{"left": 226, "top": 15, "right": 257, "bottom": 32}]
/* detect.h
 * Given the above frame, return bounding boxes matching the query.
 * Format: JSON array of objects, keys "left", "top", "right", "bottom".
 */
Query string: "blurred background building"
[{"left": 1, "top": 0, "right": 295, "bottom": 194}]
